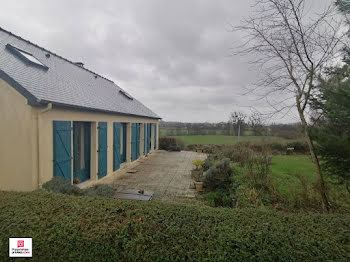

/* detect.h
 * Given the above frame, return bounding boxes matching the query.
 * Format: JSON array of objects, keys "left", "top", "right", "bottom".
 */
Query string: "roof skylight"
[
  {"left": 119, "top": 90, "right": 133, "bottom": 100},
  {"left": 6, "top": 44, "right": 48, "bottom": 70},
  {"left": 18, "top": 50, "right": 45, "bottom": 66}
]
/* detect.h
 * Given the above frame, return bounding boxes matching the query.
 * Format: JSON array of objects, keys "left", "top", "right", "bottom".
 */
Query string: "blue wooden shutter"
[
  {"left": 98, "top": 122, "right": 108, "bottom": 178},
  {"left": 131, "top": 123, "right": 137, "bottom": 161},
  {"left": 154, "top": 124, "right": 157, "bottom": 149},
  {"left": 121, "top": 123, "right": 127, "bottom": 163},
  {"left": 148, "top": 124, "right": 152, "bottom": 152},
  {"left": 113, "top": 122, "right": 121, "bottom": 171},
  {"left": 131, "top": 123, "right": 140, "bottom": 161},
  {"left": 53, "top": 121, "right": 72, "bottom": 181},
  {"left": 144, "top": 123, "right": 147, "bottom": 154},
  {"left": 136, "top": 123, "right": 140, "bottom": 158},
  {"left": 145, "top": 124, "right": 148, "bottom": 153}
]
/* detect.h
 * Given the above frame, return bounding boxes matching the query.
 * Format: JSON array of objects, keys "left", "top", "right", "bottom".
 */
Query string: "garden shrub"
[
  {"left": 186, "top": 144, "right": 222, "bottom": 154},
  {"left": 223, "top": 143, "right": 252, "bottom": 166},
  {"left": 205, "top": 191, "right": 232, "bottom": 207},
  {"left": 167, "top": 145, "right": 181, "bottom": 151},
  {"left": 247, "top": 143, "right": 267, "bottom": 153},
  {"left": 43, "top": 178, "right": 115, "bottom": 198},
  {"left": 202, "top": 157, "right": 214, "bottom": 171},
  {"left": 245, "top": 153, "right": 271, "bottom": 190},
  {"left": 268, "top": 141, "right": 285, "bottom": 153},
  {"left": 203, "top": 158, "right": 233, "bottom": 191},
  {"left": 1, "top": 191, "right": 349, "bottom": 261},
  {"left": 159, "top": 137, "right": 184, "bottom": 151},
  {"left": 159, "top": 137, "right": 176, "bottom": 150},
  {"left": 232, "top": 148, "right": 280, "bottom": 207},
  {"left": 176, "top": 139, "right": 185, "bottom": 149},
  {"left": 42, "top": 177, "right": 82, "bottom": 195},
  {"left": 185, "top": 144, "right": 197, "bottom": 151},
  {"left": 286, "top": 140, "right": 309, "bottom": 153},
  {"left": 236, "top": 186, "right": 262, "bottom": 207},
  {"left": 202, "top": 145, "right": 215, "bottom": 154},
  {"left": 83, "top": 184, "right": 116, "bottom": 198},
  {"left": 287, "top": 173, "right": 322, "bottom": 210},
  {"left": 217, "top": 140, "right": 308, "bottom": 157}
]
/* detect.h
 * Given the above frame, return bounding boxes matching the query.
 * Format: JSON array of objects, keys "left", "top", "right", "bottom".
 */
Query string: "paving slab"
[{"left": 82, "top": 150, "right": 206, "bottom": 202}]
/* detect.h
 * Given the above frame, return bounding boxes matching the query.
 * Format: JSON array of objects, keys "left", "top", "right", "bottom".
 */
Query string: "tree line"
[{"left": 160, "top": 115, "right": 303, "bottom": 139}]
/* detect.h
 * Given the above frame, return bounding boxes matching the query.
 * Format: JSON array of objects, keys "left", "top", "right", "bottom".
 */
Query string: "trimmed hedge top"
[{"left": 0, "top": 191, "right": 349, "bottom": 261}]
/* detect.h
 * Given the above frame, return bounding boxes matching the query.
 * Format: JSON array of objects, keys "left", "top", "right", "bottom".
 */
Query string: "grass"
[
  {"left": 233, "top": 154, "right": 350, "bottom": 211},
  {"left": 170, "top": 135, "right": 285, "bottom": 146},
  {"left": 1, "top": 191, "right": 349, "bottom": 261},
  {"left": 270, "top": 155, "right": 317, "bottom": 197}
]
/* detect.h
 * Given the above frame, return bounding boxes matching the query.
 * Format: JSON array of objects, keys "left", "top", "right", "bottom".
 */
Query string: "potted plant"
[
  {"left": 194, "top": 179, "right": 204, "bottom": 192},
  {"left": 191, "top": 159, "right": 204, "bottom": 179},
  {"left": 191, "top": 159, "right": 204, "bottom": 192}
]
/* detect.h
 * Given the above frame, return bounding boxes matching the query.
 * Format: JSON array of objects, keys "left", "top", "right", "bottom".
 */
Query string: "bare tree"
[
  {"left": 229, "top": 111, "right": 246, "bottom": 136},
  {"left": 235, "top": 0, "right": 344, "bottom": 211},
  {"left": 249, "top": 112, "right": 266, "bottom": 136}
]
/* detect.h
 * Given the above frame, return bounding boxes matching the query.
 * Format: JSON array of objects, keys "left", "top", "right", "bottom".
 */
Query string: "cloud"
[{"left": 0, "top": 0, "right": 314, "bottom": 123}]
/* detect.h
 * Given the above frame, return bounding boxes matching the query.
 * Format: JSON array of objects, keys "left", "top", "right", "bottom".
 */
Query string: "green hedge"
[
  {"left": 0, "top": 191, "right": 349, "bottom": 261},
  {"left": 159, "top": 137, "right": 184, "bottom": 151},
  {"left": 42, "top": 177, "right": 116, "bottom": 198}
]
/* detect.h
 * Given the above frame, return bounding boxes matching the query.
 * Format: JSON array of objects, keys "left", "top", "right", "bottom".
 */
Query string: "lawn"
[
  {"left": 270, "top": 155, "right": 317, "bottom": 197},
  {"left": 234, "top": 155, "right": 350, "bottom": 211},
  {"left": 0, "top": 191, "right": 349, "bottom": 261},
  {"left": 171, "top": 135, "right": 284, "bottom": 146}
]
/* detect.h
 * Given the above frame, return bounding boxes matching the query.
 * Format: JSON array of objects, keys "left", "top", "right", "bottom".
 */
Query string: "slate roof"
[{"left": 0, "top": 27, "right": 160, "bottom": 119}]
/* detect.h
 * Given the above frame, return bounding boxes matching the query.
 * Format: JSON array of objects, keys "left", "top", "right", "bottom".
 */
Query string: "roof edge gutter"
[{"left": 40, "top": 100, "right": 162, "bottom": 120}]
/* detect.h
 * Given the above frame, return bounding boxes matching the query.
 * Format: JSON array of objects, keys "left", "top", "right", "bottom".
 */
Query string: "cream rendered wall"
[
  {"left": 0, "top": 77, "right": 159, "bottom": 191},
  {"left": 0, "top": 79, "right": 38, "bottom": 191},
  {"left": 36, "top": 107, "right": 159, "bottom": 188}
]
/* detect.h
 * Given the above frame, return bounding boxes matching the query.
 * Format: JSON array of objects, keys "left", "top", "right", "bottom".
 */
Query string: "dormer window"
[
  {"left": 119, "top": 90, "right": 133, "bottom": 100},
  {"left": 6, "top": 44, "right": 48, "bottom": 70}
]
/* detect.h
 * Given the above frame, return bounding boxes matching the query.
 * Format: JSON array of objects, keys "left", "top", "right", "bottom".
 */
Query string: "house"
[{"left": 0, "top": 27, "right": 160, "bottom": 191}]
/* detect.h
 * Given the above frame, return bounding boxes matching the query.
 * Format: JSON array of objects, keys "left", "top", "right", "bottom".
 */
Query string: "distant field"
[
  {"left": 159, "top": 129, "right": 229, "bottom": 136},
  {"left": 168, "top": 135, "right": 285, "bottom": 146}
]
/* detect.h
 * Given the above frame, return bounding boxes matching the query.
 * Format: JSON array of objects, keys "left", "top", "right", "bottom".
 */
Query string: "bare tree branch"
[{"left": 233, "top": 0, "right": 345, "bottom": 211}]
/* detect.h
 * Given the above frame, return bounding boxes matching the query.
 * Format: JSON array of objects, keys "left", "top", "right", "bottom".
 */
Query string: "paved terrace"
[{"left": 80, "top": 150, "right": 207, "bottom": 202}]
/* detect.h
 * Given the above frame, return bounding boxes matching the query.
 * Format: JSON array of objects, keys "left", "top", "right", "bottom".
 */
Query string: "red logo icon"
[{"left": 17, "top": 240, "right": 24, "bottom": 248}]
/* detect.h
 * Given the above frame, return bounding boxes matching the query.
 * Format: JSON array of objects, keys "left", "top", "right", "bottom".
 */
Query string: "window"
[
  {"left": 119, "top": 90, "right": 133, "bottom": 100},
  {"left": 78, "top": 124, "right": 85, "bottom": 169},
  {"left": 74, "top": 123, "right": 86, "bottom": 171},
  {"left": 18, "top": 50, "right": 45, "bottom": 66},
  {"left": 6, "top": 44, "right": 48, "bottom": 70}
]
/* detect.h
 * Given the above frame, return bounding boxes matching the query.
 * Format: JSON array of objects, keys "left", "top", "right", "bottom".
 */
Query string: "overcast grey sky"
[{"left": 0, "top": 0, "right": 332, "bottom": 123}]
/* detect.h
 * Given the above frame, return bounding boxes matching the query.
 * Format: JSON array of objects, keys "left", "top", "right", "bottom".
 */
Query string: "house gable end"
[{"left": 0, "top": 69, "right": 41, "bottom": 106}]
